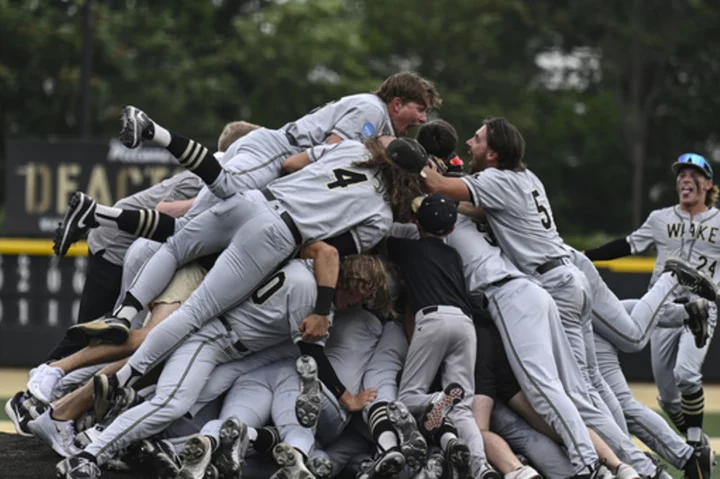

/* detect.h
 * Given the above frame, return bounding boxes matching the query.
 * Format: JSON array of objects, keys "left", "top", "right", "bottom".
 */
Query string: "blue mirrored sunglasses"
[{"left": 674, "top": 153, "right": 713, "bottom": 178}]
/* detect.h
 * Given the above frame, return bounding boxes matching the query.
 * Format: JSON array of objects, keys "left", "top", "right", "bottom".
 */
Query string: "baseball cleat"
[
  {"left": 67, "top": 315, "right": 130, "bottom": 347},
  {"left": 663, "top": 257, "right": 717, "bottom": 301},
  {"left": 92, "top": 373, "right": 119, "bottom": 422},
  {"left": 356, "top": 448, "right": 405, "bottom": 479},
  {"left": 504, "top": 465, "right": 542, "bottom": 479},
  {"left": 685, "top": 298, "right": 710, "bottom": 348},
  {"left": 53, "top": 192, "right": 99, "bottom": 257},
  {"left": 56, "top": 456, "right": 102, "bottom": 478},
  {"left": 214, "top": 416, "right": 250, "bottom": 479},
  {"left": 124, "top": 439, "right": 181, "bottom": 479},
  {"left": 419, "top": 383, "right": 464, "bottom": 435},
  {"left": 178, "top": 434, "right": 214, "bottom": 479},
  {"left": 4, "top": 391, "right": 33, "bottom": 437},
  {"left": 307, "top": 454, "right": 333, "bottom": 479},
  {"left": 28, "top": 409, "right": 83, "bottom": 458},
  {"left": 102, "top": 385, "right": 141, "bottom": 425},
  {"left": 119, "top": 105, "right": 155, "bottom": 149},
  {"left": 270, "top": 442, "right": 316, "bottom": 479},
  {"left": 27, "top": 363, "right": 65, "bottom": 405},
  {"left": 414, "top": 452, "right": 445, "bottom": 479},
  {"left": 683, "top": 445, "right": 713, "bottom": 479},
  {"left": 443, "top": 438, "right": 472, "bottom": 479},
  {"left": 614, "top": 463, "right": 640, "bottom": 479},
  {"left": 386, "top": 400, "right": 428, "bottom": 469},
  {"left": 295, "top": 355, "right": 322, "bottom": 428},
  {"left": 74, "top": 424, "right": 103, "bottom": 450}
]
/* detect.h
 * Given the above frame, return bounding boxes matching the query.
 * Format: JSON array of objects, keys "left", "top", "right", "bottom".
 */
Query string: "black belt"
[
  {"left": 260, "top": 189, "right": 303, "bottom": 246},
  {"left": 218, "top": 315, "right": 249, "bottom": 354},
  {"left": 489, "top": 276, "right": 515, "bottom": 288},
  {"left": 536, "top": 257, "right": 568, "bottom": 275},
  {"left": 420, "top": 306, "right": 438, "bottom": 315}
]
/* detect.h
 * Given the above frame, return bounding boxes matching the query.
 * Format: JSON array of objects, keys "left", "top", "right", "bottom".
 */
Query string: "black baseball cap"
[
  {"left": 412, "top": 193, "right": 458, "bottom": 236},
  {"left": 387, "top": 137, "right": 429, "bottom": 177}
]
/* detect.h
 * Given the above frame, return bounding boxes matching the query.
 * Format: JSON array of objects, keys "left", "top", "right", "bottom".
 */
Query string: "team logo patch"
[{"left": 362, "top": 122, "right": 376, "bottom": 137}]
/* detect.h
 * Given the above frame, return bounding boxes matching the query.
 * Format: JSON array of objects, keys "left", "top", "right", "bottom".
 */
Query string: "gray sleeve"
[
  {"left": 350, "top": 214, "right": 393, "bottom": 253},
  {"left": 308, "top": 142, "right": 345, "bottom": 163},
  {"left": 158, "top": 172, "right": 204, "bottom": 202},
  {"left": 332, "top": 103, "right": 387, "bottom": 141},
  {"left": 389, "top": 222, "right": 420, "bottom": 239},
  {"left": 626, "top": 211, "right": 657, "bottom": 254},
  {"left": 461, "top": 170, "right": 506, "bottom": 210}
]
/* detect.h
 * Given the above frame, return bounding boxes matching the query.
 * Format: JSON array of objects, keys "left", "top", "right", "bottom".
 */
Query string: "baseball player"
[
  {"left": 585, "top": 152, "right": 719, "bottom": 455},
  {"left": 64, "top": 135, "right": 427, "bottom": 411},
  {"left": 45, "top": 121, "right": 258, "bottom": 363},
  {"left": 384, "top": 193, "right": 498, "bottom": 479},
  {"left": 53, "top": 72, "right": 440, "bottom": 256},
  {"left": 55, "top": 255, "right": 389, "bottom": 478},
  {"left": 419, "top": 118, "right": 711, "bottom": 478},
  {"left": 176, "top": 306, "right": 385, "bottom": 479}
]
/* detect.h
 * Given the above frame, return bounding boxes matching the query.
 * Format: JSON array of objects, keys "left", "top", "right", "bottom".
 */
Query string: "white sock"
[
  {"left": 94, "top": 204, "right": 123, "bottom": 227},
  {"left": 440, "top": 432, "right": 456, "bottom": 451},
  {"left": 247, "top": 427, "right": 258, "bottom": 442},
  {"left": 377, "top": 431, "right": 399, "bottom": 452},
  {"left": 687, "top": 427, "right": 702, "bottom": 443},
  {"left": 152, "top": 123, "right": 172, "bottom": 147},
  {"left": 112, "top": 304, "right": 139, "bottom": 323},
  {"left": 115, "top": 365, "right": 132, "bottom": 387}
]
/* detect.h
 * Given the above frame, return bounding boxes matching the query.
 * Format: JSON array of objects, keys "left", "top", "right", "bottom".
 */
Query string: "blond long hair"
[
  {"left": 339, "top": 254, "right": 394, "bottom": 317},
  {"left": 706, "top": 185, "right": 719, "bottom": 207}
]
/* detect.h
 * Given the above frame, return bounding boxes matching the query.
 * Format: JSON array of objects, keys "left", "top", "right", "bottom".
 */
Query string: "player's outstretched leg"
[
  {"left": 386, "top": 400, "right": 428, "bottom": 469},
  {"left": 419, "top": 382, "right": 464, "bottom": 436},
  {"left": 214, "top": 416, "right": 250, "bottom": 479},
  {"left": 120, "top": 106, "right": 222, "bottom": 187},
  {"left": 663, "top": 257, "right": 717, "bottom": 301},
  {"left": 269, "top": 442, "right": 316, "bottom": 479},
  {"left": 178, "top": 434, "right": 214, "bottom": 479},
  {"left": 295, "top": 355, "right": 322, "bottom": 428}
]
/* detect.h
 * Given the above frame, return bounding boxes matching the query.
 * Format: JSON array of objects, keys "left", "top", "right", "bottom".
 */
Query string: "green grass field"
[{"left": 0, "top": 369, "right": 717, "bottom": 478}]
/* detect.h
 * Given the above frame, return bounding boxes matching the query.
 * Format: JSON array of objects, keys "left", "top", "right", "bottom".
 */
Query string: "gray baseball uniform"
[
  {"left": 627, "top": 206, "right": 720, "bottom": 412},
  {"left": 594, "top": 324, "right": 694, "bottom": 470},
  {"left": 87, "top": 171, "right": 202, "bottom": 265},
  {"left": 83, "top": 259, "right": 324, "bottom": 465},
  {"left": 462, "top": 169, "right": 657, "bottom": 475},
  {"left": 123, "top": 141, "right": 393, "bottom": 376},
  {"left": 200, "top": 307, "right": 383, "bottom": 454}
]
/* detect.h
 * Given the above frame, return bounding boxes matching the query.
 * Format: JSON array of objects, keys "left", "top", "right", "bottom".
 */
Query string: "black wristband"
[{"left": 314, "top": 286, "right": 335, "bottom": 316}]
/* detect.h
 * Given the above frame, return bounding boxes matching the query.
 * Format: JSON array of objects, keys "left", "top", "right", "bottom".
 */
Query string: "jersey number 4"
[
  {"left": 327, "top": 168, "right": 368, "bottom": 189},
  {"left": 531, "top": 190, "right": 553, "bottom": 230}
]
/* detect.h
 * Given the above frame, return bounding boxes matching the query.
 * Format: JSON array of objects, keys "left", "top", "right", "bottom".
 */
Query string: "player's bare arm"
[
  {"left": 422, "top": 165, "right": 471, "bottom": 202},
  {"left": 156, "top": 198, "right": 196, "bottom": 218},
  {"left": 298, "top": 241, "right": 339, "bottom": 342},
  {"left": 282, "top": 134, "right": 345, "bottom": 174},
  {"left": 457, "top": 201, "right": 486, "bottom": 221}
]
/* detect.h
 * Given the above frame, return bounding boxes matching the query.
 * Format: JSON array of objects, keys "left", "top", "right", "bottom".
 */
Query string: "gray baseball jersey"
[
  {"left": 627, "top": 206, "right": 720, "bottom": 286},
  {"left": 462, "top": 168, "right": 569, "bottom": 274},
  {"left": 281, "top": 93, "right": 394, "bottom": 148},
  {"left": 83, "top": 259, "right": 324, "bottom": 465},
  {"left": 87, "top": 171, "right": 202, "bottom": 265},
  {"left": 268, "top": 140, "right": 393, "bottom": 248}
]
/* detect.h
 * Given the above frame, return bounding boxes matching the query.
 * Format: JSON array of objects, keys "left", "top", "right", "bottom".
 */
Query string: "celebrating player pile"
[{"left": 5, "top": 72, "right": 716, "bottom": 479}]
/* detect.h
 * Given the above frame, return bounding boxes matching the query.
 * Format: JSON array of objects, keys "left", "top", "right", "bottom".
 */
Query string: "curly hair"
[
  {"left": 353, "top": 137, "right": 425, "bottom": 223},
  {"left": 338, "top": 254, "right": 394, "bottom": 317},
  {"left": 706, "top": 185, "right": 719, "bottom": 207}
]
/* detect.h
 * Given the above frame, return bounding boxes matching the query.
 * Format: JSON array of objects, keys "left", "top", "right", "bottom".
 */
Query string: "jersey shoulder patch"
[{"left": 362, "top": 122, "right": 376, "bottom": 138}]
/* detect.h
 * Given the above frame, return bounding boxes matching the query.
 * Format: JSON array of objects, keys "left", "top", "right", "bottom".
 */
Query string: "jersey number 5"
[
  {"left": 327, "top": 168, "right": 368, "bottom": 189},
  {"left": 531, "top": 190, "right": 553, "bottom": 230}
]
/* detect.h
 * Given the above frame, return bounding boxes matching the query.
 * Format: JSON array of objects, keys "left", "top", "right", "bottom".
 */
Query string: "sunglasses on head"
[{"left": 674, "top": 153, "right": 713, "bottom": 179}]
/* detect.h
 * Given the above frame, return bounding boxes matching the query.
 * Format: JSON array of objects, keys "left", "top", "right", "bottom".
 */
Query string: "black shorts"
[{"left": 474, "top": 319, "right": 521, "bottom": 404}]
